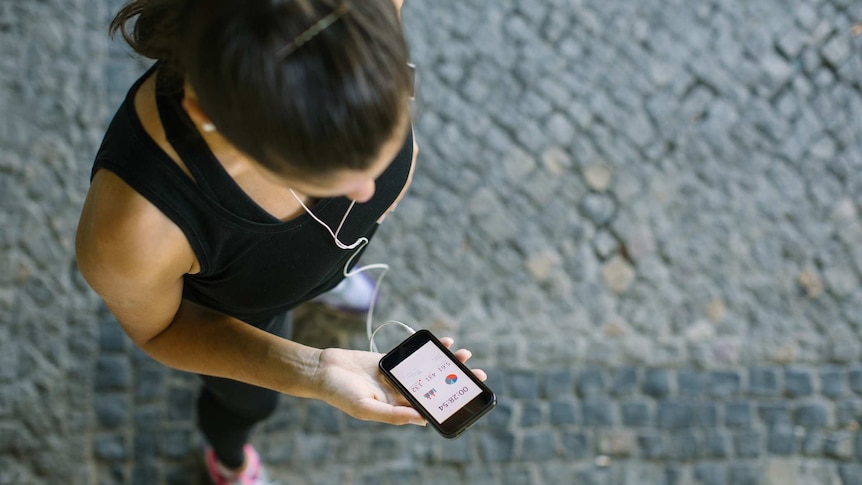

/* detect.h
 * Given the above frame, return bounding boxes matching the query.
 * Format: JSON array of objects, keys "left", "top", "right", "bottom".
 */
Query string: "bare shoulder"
[
  {"left": 77, "top": 169, "right": 198, "bottom": 277},
  {"left": 76, "top": 169, "right": 197, "bottom": 342}
]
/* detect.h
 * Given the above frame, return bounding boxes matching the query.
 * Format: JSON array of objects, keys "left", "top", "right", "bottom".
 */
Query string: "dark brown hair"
[{"left": 111, "top": 0, "right": 412, "bottom": 176}]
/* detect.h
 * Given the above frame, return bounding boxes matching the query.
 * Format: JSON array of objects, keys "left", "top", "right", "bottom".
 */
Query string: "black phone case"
[{"left": 379, "top": 330, "right": 496, "bottom": 439}]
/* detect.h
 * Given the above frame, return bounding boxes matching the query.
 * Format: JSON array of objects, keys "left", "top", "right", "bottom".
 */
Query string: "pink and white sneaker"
[{"left": 205, "top": 444, "right": 278, "bottom": 485}]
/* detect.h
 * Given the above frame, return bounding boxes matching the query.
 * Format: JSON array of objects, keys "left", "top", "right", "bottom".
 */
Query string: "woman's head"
[{"left": 111, "top": 0, "right": 413, "bottom": 180}]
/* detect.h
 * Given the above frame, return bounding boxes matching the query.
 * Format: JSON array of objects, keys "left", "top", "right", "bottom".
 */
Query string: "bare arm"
[
  {"left": 76, "top": 170, "right": 484, "bottom": 425},
  {"left": 76, "top": 170, "right": 322, "bottom": 394}
]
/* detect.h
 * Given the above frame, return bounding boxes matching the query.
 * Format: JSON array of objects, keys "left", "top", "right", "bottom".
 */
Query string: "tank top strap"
[{"left": 154, "top": 70, "right": 281, "bottom": 222}]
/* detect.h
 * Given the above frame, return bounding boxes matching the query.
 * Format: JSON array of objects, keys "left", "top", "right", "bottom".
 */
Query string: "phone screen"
[{"left": 389, "top": 341, "right": 484, "bottom": 423}]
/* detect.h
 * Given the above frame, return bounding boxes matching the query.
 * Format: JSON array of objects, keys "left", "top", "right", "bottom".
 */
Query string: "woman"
[{"left": 76, "top": 1, "right": 486, "bottom": 483}]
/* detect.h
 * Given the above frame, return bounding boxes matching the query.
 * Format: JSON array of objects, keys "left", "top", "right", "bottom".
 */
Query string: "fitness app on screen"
[{"left": 390, "top": 341, "right": 483, "bottom": 423}]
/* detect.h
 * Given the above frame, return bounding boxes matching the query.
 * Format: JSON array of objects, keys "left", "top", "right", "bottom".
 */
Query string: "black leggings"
[{"left": 197, "top": 312, "right": 292, "bottom": 469}]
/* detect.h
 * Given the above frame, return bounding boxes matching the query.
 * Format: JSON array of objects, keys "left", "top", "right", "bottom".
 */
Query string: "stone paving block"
[
  {"left": 542, "top": 368, "right": 575, "bottom": 399},
  {"left": 500, "top": 465, "right": 532, "bottom": 485},
  {"left": 694, "top": 463, "right": 726, "bottom": 485},
  {"left": 643, "top": 369, "right": 673, "bottom": 398},
  {"left": 611, "top": 367, "right": 639, "bottom": 396},
  {"left": 521, "top": 430, "right": 557, "bottom": 461},
  {"left": 759, "top": 402, "right": 792, "bottom": 428},
  {"left": 561, "top": 431, "right": 590, "bottom": 459},
  {"left": 95, "top": 394, "right": 129, "bottom": 429},
  {"left": 133, "top": 405, "right": 161, "bottom": 430},
  {"left": 582, "top": 399, "right": 617, "bottom": 427},
  {"left": 801, "top": 429, "right": 824, "bottom": 456},
  {"left": 835, "top": 399, "right": 862, "bottom": 427},
  {"left": 576, "top": 367, "right": 607, "bottom": 397},
  {"left": 519, "top": 400, "right": 543, "bottom": 427},
  {"left": 622, "top": 400, "right": 651, "bottom": 427},
  {"left": 160, "top": 429, "right": 192, "bottom": 459},
  {"left": 657, "top": 400, "right": 693, "bottom": 430},
  {"left": 95, "top": 355, "right": 131, "bottom": 391},
  {"left": 482, "top": 367, "right": 506, "bottom": 400},
  {"left": 135, "top": 366, "right": 166, "bottom": 402},
  {"left": 729, "top": 463, "right": 763, "bottom": 485},
  {"left": 677, "top": 369, "right": 705, "bottom": 397},
  {"left": 823, "top": 431, "right": 854, "bottom": 459},
  {"left": 98, "top": 462, "right": 126, "bottom": 485},
  {"left": 133, "top": 431, "right": 159, "bottom": 461},
  {"left": 478, "top": 431, "right": 516, "bottom": 463},
  {"left": 768, "top": 423, "right": 797, "bottom": 455},
  {"left": 703, "top": 430, "right": 732, "bottom": 459},
  {"left": 839, "top": 464, "right": 862, "bottom": 485},
  {"left": 164, "top": 465, "right": 198, "bottom": 485},
  {"left": 165, "top": 387, "right": 194, "bottom": 422},
  {"left": 725, "top": 401, "right": 752, "bottom": 428},
  {"left": 94, "top": 434, "right": 126, "bottom": 461},
  {"left": 438, "top": 434, "right": 473, "bottom": 464},
  {"left": 549, "top": 398, "right": 578, "bottom": 426},
  {"left": 638, "top": 432, "right": 666, "bottom": 460},
  {"left": 131, "top": 461, "right": 160, "bottom": 485},
  {"left": 708, "top": 370, "right": 741, "bottom": 398},
  {"left": 820, "top": 366, "right": 847, "bottom": 398},
  {"left": 795, "top": 401, "right": 831, "bottom": 428},
  {"left": 98, "top": 317, "right": 127, "bottom": 352},
  {"left": 668, "top": 430, "right": 700, "bottom": 461},
  {"left": 508, "top": 370, "right": 540, "bottom": 400},
  {"left": 749, "top": 367, "right": 782, "bottom": 397},
  {"left": 597, "top": 429, "right": 635, "bottom": 458},
  {"left": 785, "top": 367, "right": 815, "bottom": 397},
  {"left": 483, "top": 398, "right": 514, "bottom": 430},
  {"left": 0, "top": 422, "right": 22, "bottom": 454},
  {"left": 734, "top": 430, "right": 763, "bottom": 458},
  {"left": 849, "top": 367, "right": 862, "bottom": 394}
]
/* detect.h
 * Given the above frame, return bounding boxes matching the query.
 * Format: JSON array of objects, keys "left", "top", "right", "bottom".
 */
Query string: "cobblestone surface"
[{"left": 2, "top": 0, "right": 861, "bottom": 483}]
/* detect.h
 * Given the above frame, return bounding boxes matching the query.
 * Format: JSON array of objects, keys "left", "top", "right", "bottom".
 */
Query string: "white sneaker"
[{"left": 310, "top": 273, "right": 377, "bottom": 315}]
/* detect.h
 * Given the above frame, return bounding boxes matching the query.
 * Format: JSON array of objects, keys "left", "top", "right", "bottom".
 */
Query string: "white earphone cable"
[{"left": 290, "top": 189, "right": 416, "bottom": 351}]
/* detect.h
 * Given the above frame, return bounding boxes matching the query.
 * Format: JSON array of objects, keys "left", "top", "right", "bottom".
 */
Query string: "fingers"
[
  {"left": 440, "top": 338, "right": 470, "bottom": 361},
  {"left": 439, "top": 337, "right": 488, "bottom": 382},
  {"left": 452, "top": 348, "right": 472, "bottom": 362}
]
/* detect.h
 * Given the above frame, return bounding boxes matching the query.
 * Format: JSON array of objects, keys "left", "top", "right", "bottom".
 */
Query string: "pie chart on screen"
[{"left": 445, "top": 374, "right": 458, "bottom": 385}]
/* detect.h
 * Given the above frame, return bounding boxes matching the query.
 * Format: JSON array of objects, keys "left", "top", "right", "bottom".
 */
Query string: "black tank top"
[{"left": 92, "top": 64, "right": 414, "bottom": 327}]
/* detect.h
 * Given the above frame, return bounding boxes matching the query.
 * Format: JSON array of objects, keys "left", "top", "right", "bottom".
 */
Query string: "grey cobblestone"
[
  {"left": 759, "top": 403, "right": 793, "bottom": 428},
  {"left": 850, "top": 367, "right": 862, "bottom": 394},
  {"left": 750, "top": 367, "right": 782, "bottom": 397},
  {"left": 725, "top": 401, "right": 752, "bottom": 428},
  {"left": 4, "top": 0, "right": 862, "bottom": 483},
  {"left": 735, "top": 430, "right": 763, "bottom": 458},
  {"left": 786, "top": 367, "right": 816, "bottom": 397},
  {"left": 795, "top": 401, "right": 832, "bottom": 428},
  {"left": 643, "top": 369, "right": 673, "bottom": 398},
  {"left": 479, "top": 432, "right": 516, "bottom": 463}
]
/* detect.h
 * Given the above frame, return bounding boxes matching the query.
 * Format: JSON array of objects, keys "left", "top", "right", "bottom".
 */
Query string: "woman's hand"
[{"left": 311, "top": 337, "right": 486, "bottom": 426}]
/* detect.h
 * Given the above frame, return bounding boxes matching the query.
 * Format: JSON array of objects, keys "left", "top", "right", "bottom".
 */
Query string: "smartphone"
[{"left": 379, "top": 329, "right": 496, "bottom": 439}]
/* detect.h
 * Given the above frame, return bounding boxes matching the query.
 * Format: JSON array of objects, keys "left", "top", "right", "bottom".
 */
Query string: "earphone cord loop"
[
  {"left": 288, "top": 189, "right": 415, "bottom": 351},
  {"left": 289, "top": 189, "right": 364, "bottom": 250}
]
